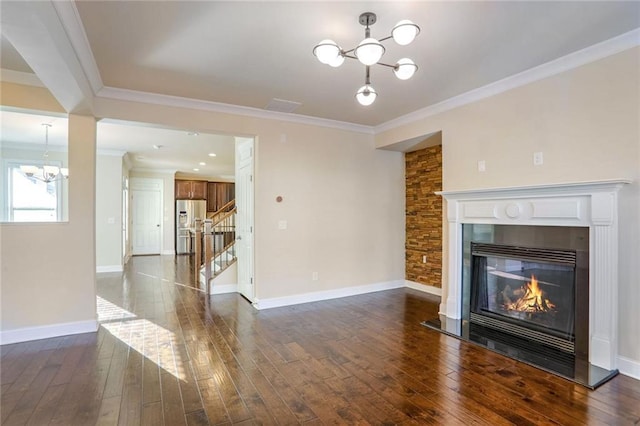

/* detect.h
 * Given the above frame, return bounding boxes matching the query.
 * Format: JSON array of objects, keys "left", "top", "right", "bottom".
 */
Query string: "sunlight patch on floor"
[
  {"left": 97, "top": 296, "right": 137, "bottom": 322},
  {"left": 97, "top": 296, "right": 187, "bottom": 381}
]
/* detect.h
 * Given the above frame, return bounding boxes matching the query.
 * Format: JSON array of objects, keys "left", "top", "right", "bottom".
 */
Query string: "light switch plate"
[
  {"left": 534, "top": 152, "right": 544, "bottom": 166},
  {"left": 278, "top": 220, "right": 287, "bottom": 230},
  {"left": 477, "top": 160, "right": 486, "bottom": 172}
]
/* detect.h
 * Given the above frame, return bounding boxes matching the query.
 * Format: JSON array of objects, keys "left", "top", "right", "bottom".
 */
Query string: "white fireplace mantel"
[{"left": 437, "top": 179, "right": 630, "bottom": 371}]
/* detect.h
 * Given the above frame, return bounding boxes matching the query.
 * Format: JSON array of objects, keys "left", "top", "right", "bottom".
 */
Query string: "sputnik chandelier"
[
  {"left": 313, "top": 12, "right": 420, "bottom": 106},
  {"left": 20, "top": 123, "right": 69, "bottom": 183}
]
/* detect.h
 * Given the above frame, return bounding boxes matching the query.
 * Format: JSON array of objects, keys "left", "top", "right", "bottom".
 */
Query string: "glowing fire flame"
[{"left": 505, "top": 275, "right": 556, "bottom": 313}]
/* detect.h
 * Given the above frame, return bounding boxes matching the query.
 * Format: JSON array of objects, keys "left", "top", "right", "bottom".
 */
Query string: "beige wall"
[
  {"left": 254, "top": 125, "right": 405, "bottom": 300},
  {"left": 0, "top": 113, "right": 97, "bottom": 333},
  {"left": 375, "top": 47, "right": 640, "bottom": 364},
  {"left": 0, "top": 82, "right": 65, "bottom": 114},
  {"left": 96, "top": 154, "right": 123, "bottom": 269}
]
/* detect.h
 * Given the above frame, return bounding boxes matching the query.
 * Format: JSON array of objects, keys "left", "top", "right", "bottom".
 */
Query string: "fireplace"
[
  {"left": 425, "top": 180, "right": 629, "bottom": 388},
  {"left": 470, "top": 241, "right": 584, "bottom": 353},
  {"left": 463, "top": 224, "right": 590, "bottom": 363}
]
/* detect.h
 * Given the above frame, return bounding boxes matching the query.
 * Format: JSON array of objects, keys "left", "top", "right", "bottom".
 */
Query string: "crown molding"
[
  {"left": 130, "top": 167, "right": 177, "bottom": 175},
  {"left": 96, "top": 86, "right": 375, "bottom": 135},
  {"left": 51, "top": 0, "right": 103, "bottom": 95},
  {"left": 0, "top": 69, "right": 45, "bottom": 87},
  {"left": 374, "top": 28, "right": 640, "bottom": 134}
]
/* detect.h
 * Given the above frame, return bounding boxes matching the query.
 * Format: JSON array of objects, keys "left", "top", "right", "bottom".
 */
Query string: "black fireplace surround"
[{"left": 423, "top": 224, "right": 618, "bottom": 388}]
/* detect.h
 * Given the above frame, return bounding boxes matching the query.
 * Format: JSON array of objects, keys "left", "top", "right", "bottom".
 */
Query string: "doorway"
[
  {"left": 235, "top": 137, "right": 255, "bottom": 301},
  {"left": 130, "top": 178, "right": 162, "bottom": 255}
]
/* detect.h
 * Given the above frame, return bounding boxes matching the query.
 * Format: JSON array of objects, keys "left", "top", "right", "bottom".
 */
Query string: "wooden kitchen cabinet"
[
  {"left": 191, "top": 181, "right": 207, "bottom": 199},
  {"left": 207, "top": 182, "right": 218, "bottom": 211},
  {"left": 207, "top": 182, "right": 235, "bottom": 212},
  {"left": 175, "top": 180, "right": 207, "bottom": 200}
]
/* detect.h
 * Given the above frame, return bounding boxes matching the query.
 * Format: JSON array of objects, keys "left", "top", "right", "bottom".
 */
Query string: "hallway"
[{"left": 1, "top": 255, "right": 639, "bottom": 425}]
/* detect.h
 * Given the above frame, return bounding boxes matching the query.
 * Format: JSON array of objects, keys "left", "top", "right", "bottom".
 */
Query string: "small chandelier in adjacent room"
[
  {"left": 20, "top": 123, "right": 69, "bottom": 183},
  {"left": 313, "top": 12, "right": 420, "bottom": 106}
]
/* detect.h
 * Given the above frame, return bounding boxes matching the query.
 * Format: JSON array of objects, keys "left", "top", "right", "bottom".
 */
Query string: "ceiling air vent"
[{"left": 265, "top": 98, "right": 302, "bottom": 113}]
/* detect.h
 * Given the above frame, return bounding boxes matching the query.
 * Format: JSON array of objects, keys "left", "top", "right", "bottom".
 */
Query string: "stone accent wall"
[{"left": 405, "top": 145, "right": 442, "bottom": 287}]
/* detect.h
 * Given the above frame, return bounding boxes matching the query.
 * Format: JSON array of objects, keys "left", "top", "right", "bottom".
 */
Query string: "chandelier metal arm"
[{"left": 375, "top": 62, "right": 398, "bottom": 69}]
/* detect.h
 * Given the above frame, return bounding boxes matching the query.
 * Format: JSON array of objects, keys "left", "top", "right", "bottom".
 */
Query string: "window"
[
  {"left": 5, "top": 160, "right": 64, "bottom": 222},
  {"left": 0, "top": 110, "right": 69, "bottom": 223}
]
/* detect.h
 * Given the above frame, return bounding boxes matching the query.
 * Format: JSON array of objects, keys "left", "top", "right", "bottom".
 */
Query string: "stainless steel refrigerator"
[{"left": 176, "top": 200, "right": 207, "bottom": 254}]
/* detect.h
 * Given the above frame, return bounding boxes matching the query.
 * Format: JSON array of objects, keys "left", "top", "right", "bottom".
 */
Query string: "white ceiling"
[{"left": 1, "top": 1, "right": 639, "bottom": 178}]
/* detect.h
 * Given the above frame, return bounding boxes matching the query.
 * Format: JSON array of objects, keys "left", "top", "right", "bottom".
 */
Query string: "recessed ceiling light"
[
  {"left": 208, "top": 153, "right": 216, "bottom": 157},
  {"left": 153, "top": 144, "right": 163, "bottom": 149},
  {"left": 199, "top": 162, "right": 206, "bottom": 166},
  {"left": 193, "top": 168, "right": 200, "bottom": 171},
  {"left": 187, "top": 131, "right": 199, "bottom": 136}
]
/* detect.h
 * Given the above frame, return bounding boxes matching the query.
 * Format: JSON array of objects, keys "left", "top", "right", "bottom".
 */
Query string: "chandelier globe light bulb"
[
  {"left": 328, "top": 53, "right": 345, "bottom": 68},
  {"left": 313, "top": 40, "right": 341, "bottom": 65},
  {"left": 356, "top": 85, "right": 377, "bottom": 106},
  {"left": 392, "top": 20, "right": 420, "bottom": 45},
  {"left": 354, "top": 38, "right": 385, "bottom": 66},
  {"left": 394, "top": 58, "right": 418, "bottom": 80}
]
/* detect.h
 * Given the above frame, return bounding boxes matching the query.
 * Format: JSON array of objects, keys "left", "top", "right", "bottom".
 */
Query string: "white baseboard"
[
  {"left": 253, "top": 280, "right": 405, "bottom": 310},
  {"left": 0, "top": 319, "right": 99, "bottom": 345},
  {"left": 618, "top": 356, "right": 640, "bottom": 380},
  {"left": 405, "top": 280, "right": 443, "bottom": 297},
  {"left": 162, "top": 250, "right": 175, "bottom": 255},
  {"left": 96, "top": 265, "right": 123, "bottom": 273},
  {"left": 211, "top": 284, "right": 238, "bottom": 295}
]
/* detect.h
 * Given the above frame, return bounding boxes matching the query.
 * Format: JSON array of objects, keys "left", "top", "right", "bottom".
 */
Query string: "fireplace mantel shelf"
[{"left": 436, "top": 178, "right": 631, "bottom": 199}]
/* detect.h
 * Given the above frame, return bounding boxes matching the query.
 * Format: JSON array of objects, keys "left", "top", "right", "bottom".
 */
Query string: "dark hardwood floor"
[{"left": 2, "top": 255, "right": 639, "bottom": 425}]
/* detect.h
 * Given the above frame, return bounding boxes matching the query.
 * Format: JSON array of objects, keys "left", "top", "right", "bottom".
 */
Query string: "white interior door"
[
  {"left": 235, "top": 137, "right": 254, "bottom": 301},
  {"left": 131, "top": 179, "right": 162, "bottom": 255}
]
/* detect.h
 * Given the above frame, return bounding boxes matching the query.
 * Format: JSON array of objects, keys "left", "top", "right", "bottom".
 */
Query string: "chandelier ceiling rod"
[{"left": 313, "top": 11, "right": 420, "bottom": 106}]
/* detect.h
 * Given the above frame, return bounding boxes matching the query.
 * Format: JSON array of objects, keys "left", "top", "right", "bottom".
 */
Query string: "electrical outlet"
[
  {"left": 312, "top": 272, "right": 318, "bottom": 281},
  {"left": 422, "top": 255, "right": 427, "bottom": 263},
  {"left": 278, "top": 220, "right": 287, "bottom": 230},
  {"left": 477, "top": 160, "right": 486, "bottom": 172}
]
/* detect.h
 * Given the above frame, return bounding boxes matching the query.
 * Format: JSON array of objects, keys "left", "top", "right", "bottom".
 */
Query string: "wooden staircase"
[{"left": 193, "top": 200, "right": 236, "bottom": 293}]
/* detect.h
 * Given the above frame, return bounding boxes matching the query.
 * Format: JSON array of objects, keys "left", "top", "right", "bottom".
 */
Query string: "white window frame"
[{"left": 3, "top": 158, "right": 64, "bottom": 222}]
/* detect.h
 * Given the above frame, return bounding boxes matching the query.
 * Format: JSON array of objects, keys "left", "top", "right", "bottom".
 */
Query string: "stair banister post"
[
  {"left": 193, "top": 219, "right": 202, "bottom": 287},
  {"left": 204, "top": 219, "right": 213, "bottom": 294}
]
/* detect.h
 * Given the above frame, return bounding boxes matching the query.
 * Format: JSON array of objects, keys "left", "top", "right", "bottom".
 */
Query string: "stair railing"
[{"left": 195, "top": 207, "right": 237, "bottom": 293}]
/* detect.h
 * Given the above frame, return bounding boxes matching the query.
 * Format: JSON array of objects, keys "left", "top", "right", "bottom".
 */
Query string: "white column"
[
  {"left": 589, "top": 192, "right": 619, "bottom": 370},
  {"left": 444, "top": 200, "right": 462, "bottom": 318}
]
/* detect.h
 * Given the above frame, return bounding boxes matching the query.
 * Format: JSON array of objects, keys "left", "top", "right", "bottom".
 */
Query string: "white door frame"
[
  {"left": 235, "top": 137, "right": 255, "bottom": 302},
  {"left": 130, "top": 177, "right": 163, "bottom": 255}
]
